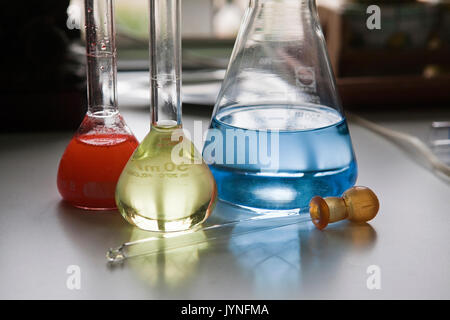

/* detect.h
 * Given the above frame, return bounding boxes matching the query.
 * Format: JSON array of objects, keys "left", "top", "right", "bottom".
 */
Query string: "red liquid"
[{"left": 57, "top": 133, "right": 139, "bottom": 210}]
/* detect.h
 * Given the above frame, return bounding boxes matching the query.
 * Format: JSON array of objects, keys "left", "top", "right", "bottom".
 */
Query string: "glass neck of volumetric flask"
[
  {"left": 149, "top": 0, "right": 182, "bottom": 128},
  {"left": 85, "top": 0, "right": 119, "bottom": 117}
]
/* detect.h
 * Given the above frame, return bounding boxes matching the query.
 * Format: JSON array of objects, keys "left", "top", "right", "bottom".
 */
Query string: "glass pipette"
[
  {"left": 107, "top": 210, "right": 309, "bottom": 263},
  {"left": 106, "top": 186, "right": 380, "bottom": 263}
]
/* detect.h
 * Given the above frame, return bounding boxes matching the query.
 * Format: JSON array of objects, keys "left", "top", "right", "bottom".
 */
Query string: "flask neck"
[
  {"left": 84, "top": 0, "right": 119, "bottom": 116},
  {"left": 250, "top": 0, "right": 314, "bottom": 6},
  {"left": 241, "top": 0, "right": 321, "bottom": 45},
  {"left": 248, "top": 0, "right": 317, "bottom": 26},
  {"left": 149, "top": 0, "right": 182, "bottom": 128},
  {"left": 214, "top": 0, "right": 342, "bottom": 115},
  {"left": 249, "top": 0, "right": 315, "bottom": 11}
]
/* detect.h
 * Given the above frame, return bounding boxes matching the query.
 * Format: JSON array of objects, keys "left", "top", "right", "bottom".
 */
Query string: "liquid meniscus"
[
  {"left": 203, "top": 104, "right": 358, "bottom": 211},
  {"left": 57, "top": 133, "right": 138, "bottom": 210}
]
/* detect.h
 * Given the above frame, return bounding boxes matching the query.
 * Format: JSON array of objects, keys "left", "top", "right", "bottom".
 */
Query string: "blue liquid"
[{"left": 203, "top": 105, "right": 358, "bottom": 211}]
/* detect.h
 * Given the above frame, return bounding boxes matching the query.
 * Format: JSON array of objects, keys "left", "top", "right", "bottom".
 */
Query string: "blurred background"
[{"left": 1, "top": 0, "right": 449, "bottom": 132}]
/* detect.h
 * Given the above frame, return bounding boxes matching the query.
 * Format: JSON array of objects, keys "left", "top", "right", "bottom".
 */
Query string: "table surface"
[{"left": 1, "top": 93, "right": 449, "bottom": 299}]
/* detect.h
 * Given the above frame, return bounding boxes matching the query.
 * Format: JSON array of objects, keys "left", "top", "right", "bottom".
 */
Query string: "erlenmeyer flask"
[
  {"left": 57, "top": 0, "right": 138, "bottom": 210},
  {"left": 203, "top": 0, "right": 357, "bottom": 211},
  {"left": 115, "top": 0, "right": 217, "bottom": 232}
]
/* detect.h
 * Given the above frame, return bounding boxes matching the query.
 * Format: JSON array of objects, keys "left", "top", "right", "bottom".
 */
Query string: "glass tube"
[
  {"left": 85, "top": 0, "right": 118, "bottom": 115},
  {"left": 107, "top": 211, "right": 310, "bottom": 263},
  {"left": 149, "top": 0, "right": 182, "bottom": 126}
]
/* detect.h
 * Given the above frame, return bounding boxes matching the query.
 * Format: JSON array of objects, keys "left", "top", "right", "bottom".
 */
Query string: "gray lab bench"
[{"left": 1, "top": 86, "right": 449, "bottom": 299}]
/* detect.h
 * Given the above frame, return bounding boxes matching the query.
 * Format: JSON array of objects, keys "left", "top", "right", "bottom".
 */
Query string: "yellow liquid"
[{"left": 115, "top": 125, "right": 217, "bottom": 232}]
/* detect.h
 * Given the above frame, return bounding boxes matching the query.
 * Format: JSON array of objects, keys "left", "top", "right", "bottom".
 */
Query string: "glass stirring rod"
[
  {"left": 107, "top": 211, "right": 309, "bottom": 263},
  {"left": 106, "top": 187, "right": 380, "bottom": 263}
]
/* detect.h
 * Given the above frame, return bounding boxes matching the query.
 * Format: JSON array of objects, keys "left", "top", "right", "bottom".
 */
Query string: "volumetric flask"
[
  {"left": 57, "top": 0, "right": 138, "bottom": 210},
  {"left": 115, "top": 0, "right": 217, "bottom": 232},
  {"left": 203, "top": 0, "right": 357, "bottom": 211}
]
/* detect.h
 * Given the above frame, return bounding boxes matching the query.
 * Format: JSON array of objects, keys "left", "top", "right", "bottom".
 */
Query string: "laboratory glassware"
[
  {"left": 349, "top": 114, "right": 450, "bottom": 177},
  {"left": 115, "top": 0, "right": 217, "bottom": 232},
  {"left": 107, "top": 186, "right": 379, "bottom": 263},
  {"left": 429, "top": 121, "right": 450, "bottom": 166},
  {"left": 57, "top": 0, "right": 139, "bottom": 210},
  {"left": 203, "top": 0, "right": 358, "bottom": 211}
]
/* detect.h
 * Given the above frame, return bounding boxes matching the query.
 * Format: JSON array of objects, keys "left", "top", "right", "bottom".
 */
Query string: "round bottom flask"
[
  {"left": 116, "top": 124, "right": 217, "bottom": 232},
  {"left": 57, "top": 111, "right": 138, "bottom": 210}
]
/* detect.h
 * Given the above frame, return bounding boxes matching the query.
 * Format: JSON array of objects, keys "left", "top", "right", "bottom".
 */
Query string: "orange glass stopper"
[{"left": 309, "top": 186, "right": 380, "bottom": 230}]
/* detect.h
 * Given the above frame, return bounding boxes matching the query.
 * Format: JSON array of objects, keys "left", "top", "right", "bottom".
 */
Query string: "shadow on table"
[
  {"left": 56, "top": 200, "right": 219, "bottom": 294},
  {"left": 298, "top": 221, "right": 378, "bottom": 291},
  {"left": 56, "top": 200, "right": 134, "bottom": 260},
  {"left": 105, "top": 201, "right": 244, "bottom": 292},
  {"left": 57, "top": 199, "right": 377, "bottom": 297},
  {"left": 224, "top": 209, "right": 377, "bottom": 297}
]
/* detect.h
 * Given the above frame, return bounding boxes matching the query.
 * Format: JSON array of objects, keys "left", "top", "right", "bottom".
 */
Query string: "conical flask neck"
[
  {"left": 247, "top": 0, "right": 318, "bottom": 38},
  {"left": 251, "top": 0, "right": 315, "bottom": 7},
  {"left": 249, "top": 0, "right": 316, "bottom": 13},
  {"left": 214, "top": 0, "right": 341, "bottom": 115}
]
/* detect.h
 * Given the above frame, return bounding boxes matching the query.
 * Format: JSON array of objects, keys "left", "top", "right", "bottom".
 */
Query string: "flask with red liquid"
[{"left": 57, "top": 0, "right": 138, "bottom": 210}]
